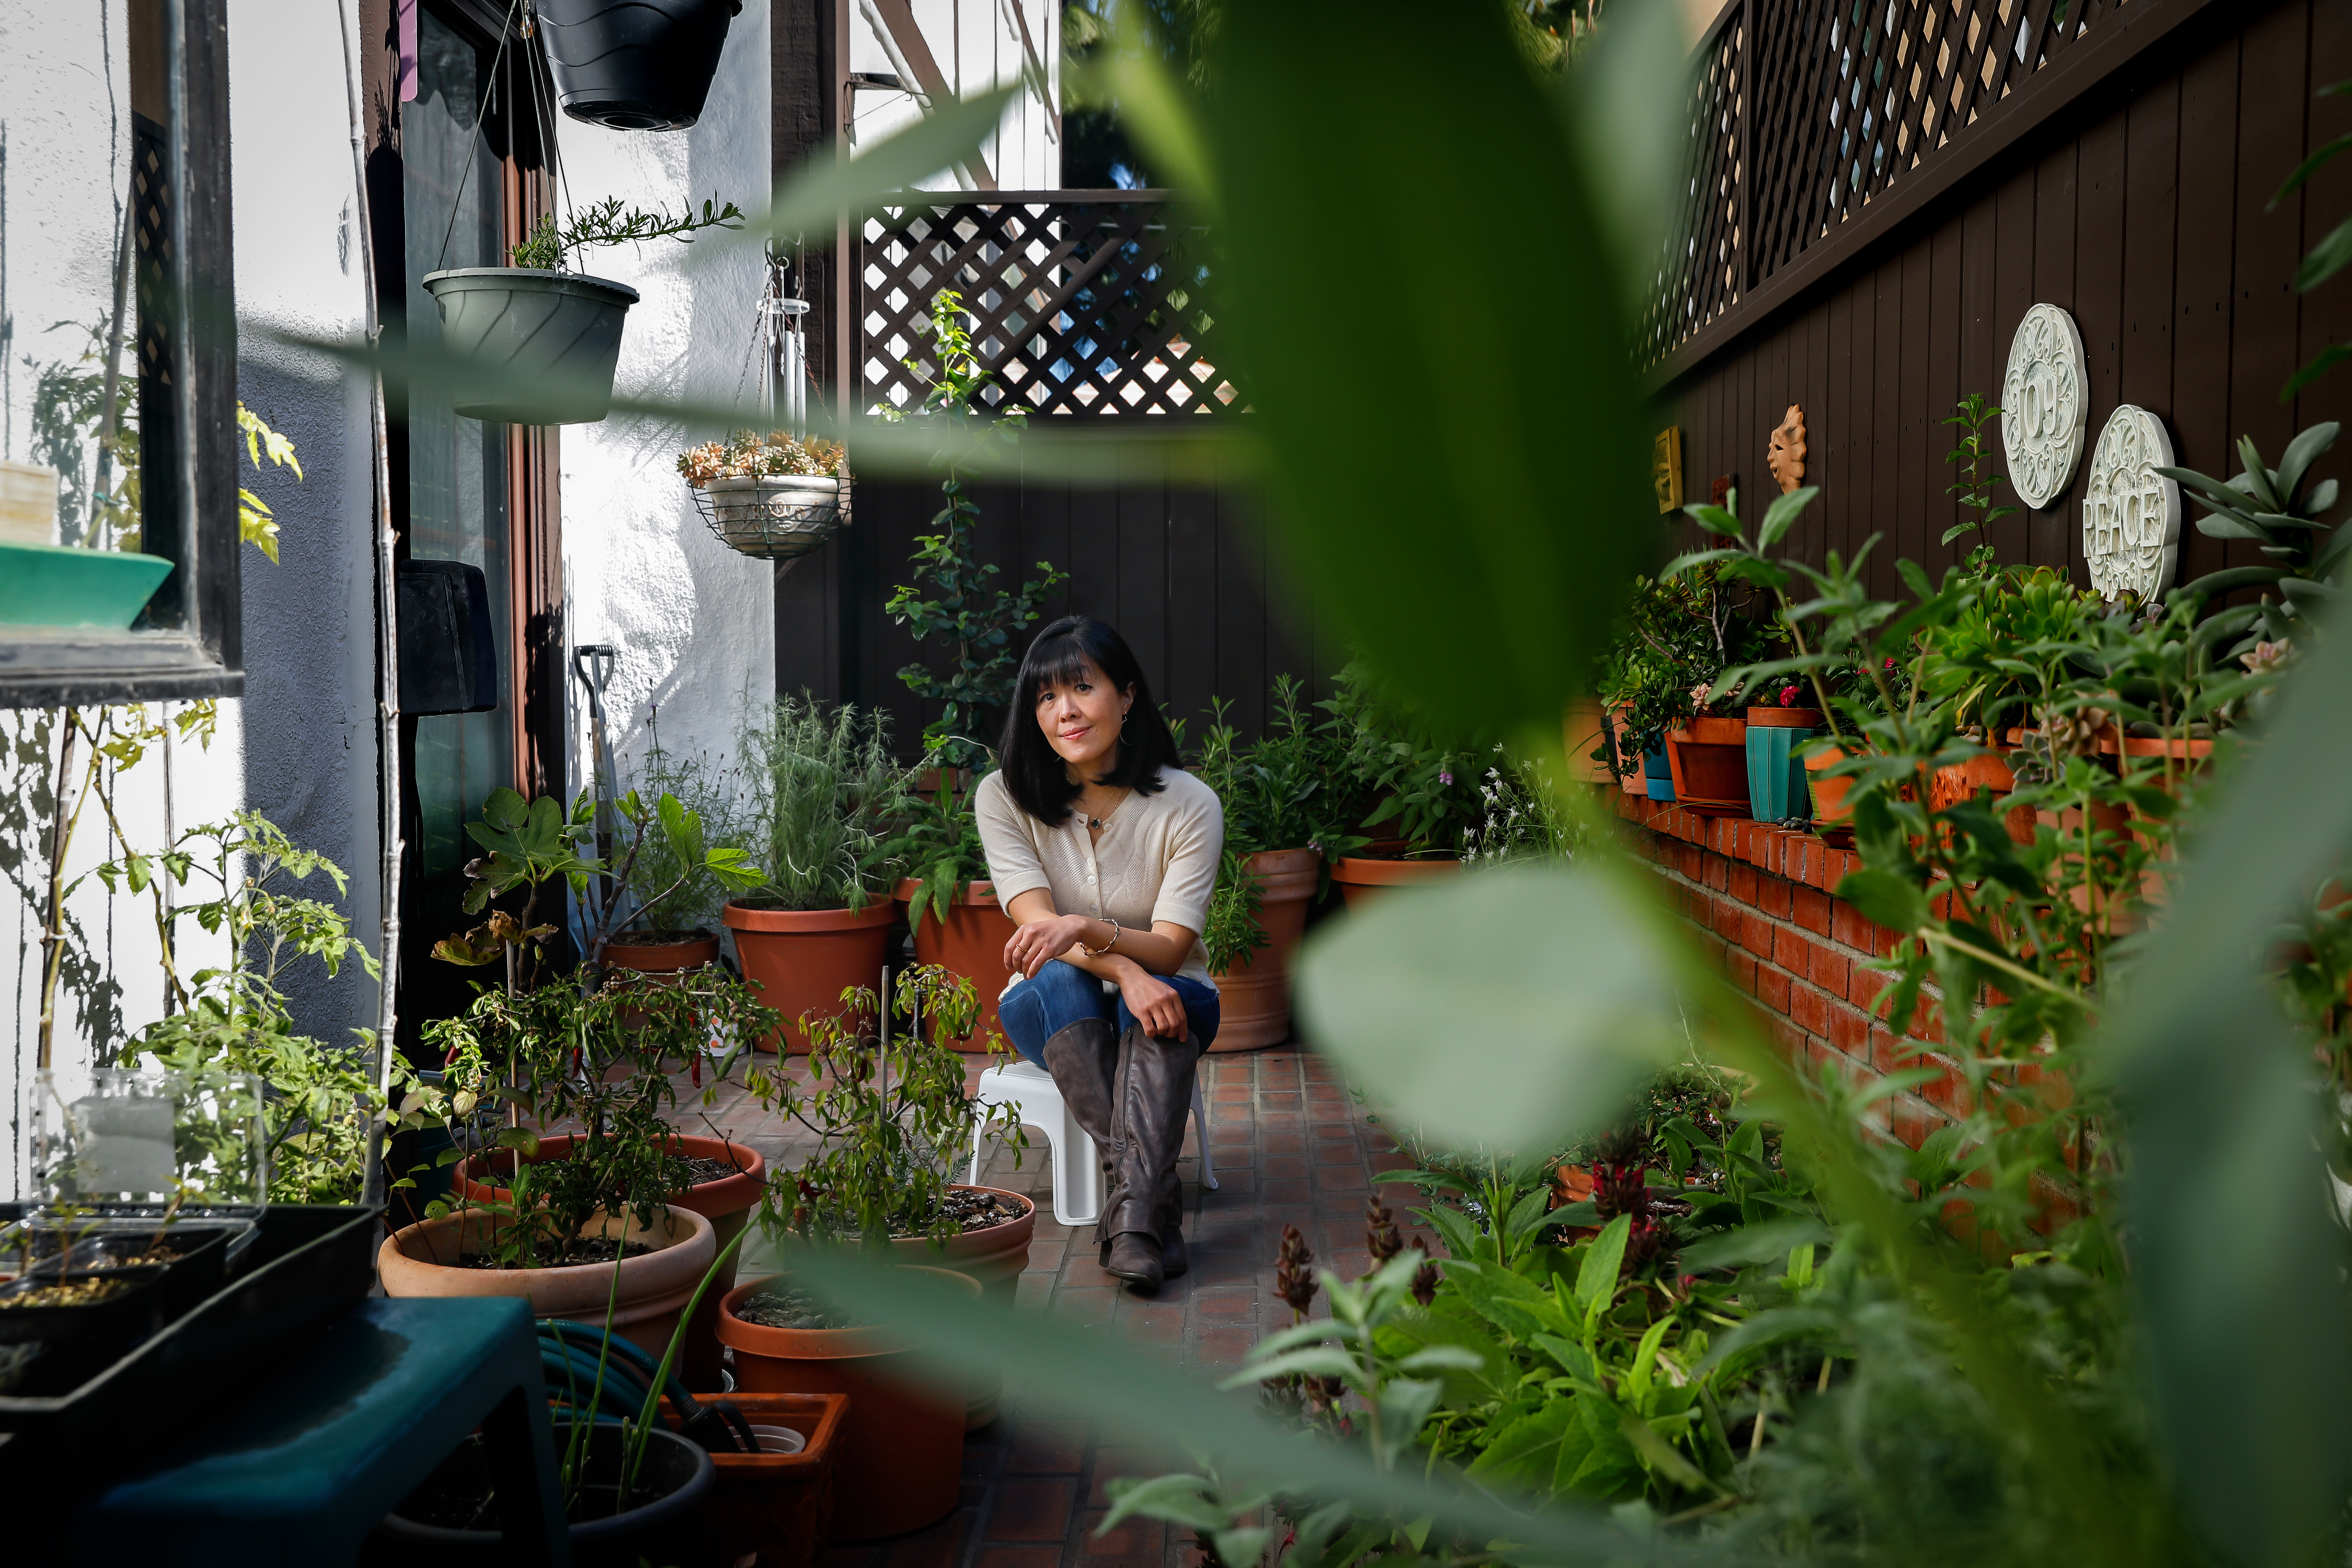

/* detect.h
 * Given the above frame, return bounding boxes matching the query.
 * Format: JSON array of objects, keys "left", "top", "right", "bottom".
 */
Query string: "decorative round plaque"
[
  {"left": 1999, "top": 304, "right": 2087, "bottom": 509},
  {"left": 2080, "top": 404, "right": 2181, "bottom": 603}
]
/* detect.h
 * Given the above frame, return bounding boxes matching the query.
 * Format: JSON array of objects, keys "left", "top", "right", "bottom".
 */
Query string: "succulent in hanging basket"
[{"left": 682, "top": 430, "right": 853, "bottom": 561}]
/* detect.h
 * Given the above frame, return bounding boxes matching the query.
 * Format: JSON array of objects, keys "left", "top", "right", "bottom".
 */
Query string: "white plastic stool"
[{"left": 969, "top": 1058, "right": 1216, "bottom": 1227}]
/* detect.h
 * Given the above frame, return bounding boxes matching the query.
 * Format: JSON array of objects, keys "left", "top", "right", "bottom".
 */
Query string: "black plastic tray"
[{"left": 0, "top": 1203, "right": 380, "bottom": 1494}]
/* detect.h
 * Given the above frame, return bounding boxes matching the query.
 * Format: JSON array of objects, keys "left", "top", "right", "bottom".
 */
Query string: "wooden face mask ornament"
[{"left": 1767, "top": 404, "right": 1807, "bottom": 494}]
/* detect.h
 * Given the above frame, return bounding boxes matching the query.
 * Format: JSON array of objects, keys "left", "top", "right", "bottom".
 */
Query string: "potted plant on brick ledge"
[
  {"left": 723, "top": 964, "right": 1031, "bottom": 1535},
  {"left": 1321, "top": 663, "right": 1478, "bottom": 905}
]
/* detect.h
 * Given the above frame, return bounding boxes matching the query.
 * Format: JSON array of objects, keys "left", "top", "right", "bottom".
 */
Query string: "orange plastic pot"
[
  {"left": 894, "top": 878, "right": 1018, "bottom": 1050},
  {"left": 718, "top": 1266, "right": 983, "bottom": 1543},
  {"left": 724, "top": 900, "right": 897, "bottom": 1053},
  {"left": 1330, "top": 855, "right": 1459, "bottom": 910},
  {"left": 1208, "top": 848, "right": 1322, "bottom": 1051},
  {"left": 377, "top": 1204, "right": 716, "bottom": 1364},
  {"left": 1665, "top": 715, "right": 1750, "bottom": 816},
  {"left": 663, "top": 1390, "right": 849, "bottom": 1568},
  {"left": 453, "top": 1133, "right": 766, "bottom": 1389}
]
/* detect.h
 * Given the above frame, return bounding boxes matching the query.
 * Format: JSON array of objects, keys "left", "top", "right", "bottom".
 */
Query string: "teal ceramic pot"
[
  {"left": 1643, "top": 745, "right": 1676, "bottom": 802},
  {"left": 1746, "top": 724, "right": 1816, "bottom": 820}
]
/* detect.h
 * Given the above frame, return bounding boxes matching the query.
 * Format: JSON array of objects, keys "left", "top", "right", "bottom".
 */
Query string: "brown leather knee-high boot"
[{"left": 1100, "top": 1024, "right": 1203, "bottom": 1290}]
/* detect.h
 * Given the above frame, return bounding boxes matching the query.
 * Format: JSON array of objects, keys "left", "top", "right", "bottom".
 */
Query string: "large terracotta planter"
[
  {"left": 1665, "top": 715, "right": 1750, "bottom": 816},
  {"left": 724, "top": 899, "right": 897, "bottom": 1053},
  {"left": 664, "top": 1390, "right": 849, "bottom": 1568},
  {"left": 1330, "top": 855, "right": 1460, "bottom": 910},
  {"left": 378, "top": 1204, "right": 716, "bottom": 1364},
  {"left": 1208, "top": 848, "right": 1322, "bottom": 1051},
  {"left": 718, "top": 1266, "right": 983, "bottom": 1544},
  {"left": 893, "top": 878, "right": 1018, "bottom": 1050},
  {"left": 881, "top": 1188, "right": 1035, "bottom": 1429},
  {"left": 453, "top": 1133, "right": 766, "bottom": 1389}
]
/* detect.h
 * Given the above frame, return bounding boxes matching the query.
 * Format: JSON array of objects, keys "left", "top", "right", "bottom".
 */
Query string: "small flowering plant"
[{"left": 676, "top": 430, "right": 847, "bottom": 489}]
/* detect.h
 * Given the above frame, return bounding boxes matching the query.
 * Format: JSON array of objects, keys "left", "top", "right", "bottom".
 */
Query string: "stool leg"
[
  {"left": 970, "top": 1121, "right": 983, "bottom": 1187},
  {"left": 480, "top": 1384, "right": 573, "bottom": 1568},
  {"left": 1062, "top": 1106, "right": 1102, "bottom": 1227},
  {"left": 1192, "top": 1080, "right": 1218, "bottom": 1191}
]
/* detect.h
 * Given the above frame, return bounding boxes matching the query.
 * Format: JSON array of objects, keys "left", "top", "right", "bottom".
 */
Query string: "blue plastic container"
[
  {"left": 1746, "top": 725, "right": 1816, "bottom": 820},
  {"left": 1643, "top": 745, "right": 1676, "bottom": 802}
]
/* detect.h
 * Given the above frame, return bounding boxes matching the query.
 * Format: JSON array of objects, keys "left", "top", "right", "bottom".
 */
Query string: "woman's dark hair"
[{"left": 997, "top": 615, "right": 1182, "bottom": 824}]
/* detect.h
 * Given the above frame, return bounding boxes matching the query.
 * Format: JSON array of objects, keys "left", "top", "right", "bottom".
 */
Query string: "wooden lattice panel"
[
  {"left": 858, "top": 193, "right": 1241, "bottom": 420},
  {"left": 1647, "top": 0, "right": 2130, "bottom": 367}
]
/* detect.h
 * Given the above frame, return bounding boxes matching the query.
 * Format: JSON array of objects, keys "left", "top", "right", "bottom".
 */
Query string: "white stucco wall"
[{"left": 555, "top": 1, "right": 775, "bottom": 809}]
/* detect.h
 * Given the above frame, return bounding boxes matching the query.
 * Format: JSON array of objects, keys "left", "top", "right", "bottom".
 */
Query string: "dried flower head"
[
  {"left": 1275, "top": 1224, "right": 1318, "bottom": 1317},
  {"left": 1365, "top": 1196, "right": 1404, "bottom": 1267},
  {"left": 1410, "top": 1253, "right": 1440, "bottom": 1306}
]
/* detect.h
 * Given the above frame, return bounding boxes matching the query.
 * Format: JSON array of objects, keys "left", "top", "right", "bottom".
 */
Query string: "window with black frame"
[{"left": 0, "top": 0, "right": 241, "bottom": 708}]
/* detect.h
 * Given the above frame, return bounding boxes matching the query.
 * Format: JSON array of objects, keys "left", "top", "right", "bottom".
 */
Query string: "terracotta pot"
[
  {"left": 879, "top": 1188, "right": 1035, "bottom": 1429},
  {"left": 1330, "top": 855, "right": 1460, "bottom": 910},
  {"left": 1746, "top": 705, "right": 1825, "bottom": 729},
  {"left": 1208, "top": 848, "right": 1322, "bottom": 1051},
  {"left": 1928, "top": 749, "right": 2036, "bottom": 846},
  {"left": 1609, "top": 704, "right": 1645, "bottom": 795},
  {"left": 1564, "top": 698, "right": 1617, "bottom": 784},
  {"left": 664, "top": 1390, "right": 849, "bottom": 1568},
  {"left": 893, "top": 878, "right": 1018, "bottom": 1050},
  {"left": 724, "top": 899, "right": 897, "bottom": 1053},
  {"left": 1665, "top": 716, "right": 1750, "bottom": 816},
  {"left": 452, "top": 1133, "right": 766, "bottom": 1390},
  {"left": 718, "top": 1266, "right": 983, "bottom": 1544},
  {"left": 602, "top": 931, "right": 722, "bottom": 976},
  {"left": 1548, "top": 1163, "right": 1600, "bottom": 1241},
  {"left": 377, "top": 1204, "right": 717, "bottom": 1364},
  {"left": 1805, "top": 744, "right": 1855, "bottom": 827}
]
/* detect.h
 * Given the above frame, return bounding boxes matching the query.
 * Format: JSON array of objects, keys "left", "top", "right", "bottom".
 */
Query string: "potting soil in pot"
[
  {"left": 924, "top": 1189, "right": 1027, "bottom": 1236},
  {"left": 734, "top": 1285, "right": 860, "bottom": 1331},
  {"left": 681, "top": 1154, "right": 749, "bottom": 1187},
  {"left": 455, "top": 1236, "right": 651, "bottom": 1269}
]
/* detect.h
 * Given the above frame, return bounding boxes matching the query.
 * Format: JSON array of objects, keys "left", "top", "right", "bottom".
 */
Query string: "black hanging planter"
[{"left": 536, "top": 0, "right": 743, "bottom": 132}]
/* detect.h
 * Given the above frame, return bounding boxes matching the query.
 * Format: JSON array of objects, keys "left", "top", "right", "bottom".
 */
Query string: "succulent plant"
[{"left": 2160, "top": 421, "right": 2342, "bottom": 662}]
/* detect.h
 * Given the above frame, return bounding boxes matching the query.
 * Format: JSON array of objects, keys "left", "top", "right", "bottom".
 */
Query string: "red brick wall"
[{"left": 1608, "top": 792, "right": 1971, "bottom": 1152}]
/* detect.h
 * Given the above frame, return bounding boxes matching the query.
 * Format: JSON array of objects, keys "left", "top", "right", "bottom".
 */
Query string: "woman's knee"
[{"left": 1000, "top": 961, "right": 1108, "bottom": 1048}]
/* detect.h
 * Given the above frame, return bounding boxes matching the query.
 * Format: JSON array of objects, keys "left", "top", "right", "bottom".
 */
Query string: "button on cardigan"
[{"left": 974, "top": 765, "right": 1224, "bottom": 988}]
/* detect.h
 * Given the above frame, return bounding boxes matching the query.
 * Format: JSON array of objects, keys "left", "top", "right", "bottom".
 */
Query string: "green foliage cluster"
[
  {"left": 738, "top": 696, "right": 910, "bottom": 913},
  {"left": 508, "top": 193, "right": 743, "bottom": 272},
  {"left": 1318, "top": 665, "right": 1484, "bottom": 857},
  {"left": 1189, "top": 676, "right": 1357, "bottom": 970},
  {"left": 1597, "top": 567, "right": 1783, "bottom": 767},
  {"left": 870, "top": 760, "right": 992, "bottom": 937},
  {"left": 741, "top": 963, "right": 1023, "bottom": 1248}
]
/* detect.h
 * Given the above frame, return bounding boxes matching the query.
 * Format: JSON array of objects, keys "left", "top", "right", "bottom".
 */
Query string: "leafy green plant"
[
  {"left": 741, "top": 963, "right": 1024, "bottom": 1248},
  {"left": 509, "top": 193, "right": 744, "bottom": 272},
  {"left": 738, "top": 696, "right": 910, "bottom": 913},
  {"left": 1318, "top": 665, "right": 1483, "bottom": 856},
  {"left": 882, "top": 290, "right": 1067, "bottom": 770},
  {"left": 870, "top": 756, "right": 993, "bottom": 936},
  {"left": 618, "top": 746, "right": 761, "bottom": 940},
  {"left": 1200, "top": 845, "right": 1269, "bottom": 974},
  {"left": 2161, "top": 421, "right": 2343, "bottom": 664},
  {"left": 1941, "top": 392, "right": 2021, "bottom": 554},
  {"left": 2274, "top": 78, "right": 2352, "bottom": 398}
]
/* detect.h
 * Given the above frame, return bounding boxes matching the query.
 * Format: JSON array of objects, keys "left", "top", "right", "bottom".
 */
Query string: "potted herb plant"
[
  {"left": 723, "top": 966, "right": 1030, "bottom": 1522},
  {"left": 877, "top": 758, "right": 1017, "bottom": 1048},
  {"left": 679, "top": 429, "right": 851, "bottom": 562},
  {"left": 1319, "top": 664, "right": 1477, "bottom": 905},
  {"left": 601, "top": 748, "right": 762, "bottom": 980},
  {"left": 422, "top": 193, "right": 741, "bottom": 426},
  {"left": 1192, "top": 678, "right": 1340, "bottom": 1048},
  {"left": 722, "top": 696, "right": 912, "bottom": 1053}
]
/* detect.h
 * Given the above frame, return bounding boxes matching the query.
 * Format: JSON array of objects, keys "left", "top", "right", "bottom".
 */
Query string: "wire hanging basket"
[{"left": 692, "top": 474, "right": 851, "bottom": 562}]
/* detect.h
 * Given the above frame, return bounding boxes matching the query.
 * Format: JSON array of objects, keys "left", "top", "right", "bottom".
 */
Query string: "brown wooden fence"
[{"left": 1656, "top": 0, "right": 2352, "bottom": 599}]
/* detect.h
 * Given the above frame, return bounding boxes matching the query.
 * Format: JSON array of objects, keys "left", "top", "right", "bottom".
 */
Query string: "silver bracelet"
[{"left": 1080, "top": 917, "right": 1121, "bottom": 957}]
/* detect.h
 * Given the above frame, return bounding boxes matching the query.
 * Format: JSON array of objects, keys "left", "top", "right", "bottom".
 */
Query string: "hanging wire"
[
  {"left": 434, "top": 0, "right": 522, "bottom": 272},
  {"left": 517, "top": 0, "right": 581, "bottom": 265}
]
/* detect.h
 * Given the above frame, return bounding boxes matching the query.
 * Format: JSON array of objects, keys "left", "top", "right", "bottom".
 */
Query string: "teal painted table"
[{"left": 48, "top": 1296, "right": 571, "bottom": 1565}]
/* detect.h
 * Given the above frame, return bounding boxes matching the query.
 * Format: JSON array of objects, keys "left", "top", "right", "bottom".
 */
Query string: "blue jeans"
[{"left": 997, "top": 961, "right": 1221, "bottom": 1067}]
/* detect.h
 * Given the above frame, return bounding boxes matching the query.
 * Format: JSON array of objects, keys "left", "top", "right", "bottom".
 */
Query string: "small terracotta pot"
[
  {"left": 1208, "top": 848, "right": 1322, "bottom": 1051},
  {"left": 894, "top": 878, "right": 1019, "bottom": 1050},
  {"left": 718, "top": 1266, "right": 983, "bottom": 1544},
  {"left": 602, "top": 931, "right": 722, "bottom": 976},
  {"left": 1928, "top": 749, "right": 2036, "bottom": 846},
  {"left": 377, "top": 1204, "right": 717, "bottom": 1364},
  {"left": 1746, "top": 705, "right": 1825, "bottom": 729},
  {"left": 1665, "top": 716, "right": 1750, "bottom": 816},
  {"left": 724, "top": 899, "right": 897, "bottom": 1053},
  {"left": 1805, "top": 744, "right": 1856, "bottom": 828},
  {"left": 1548, "top": 1163, "right": 1599, "bottom": 1241},
  {"left": 452, "top": 1133, "right": 766, "bottom": 1390},
  {"left": 1609, "top": 704, "right": 1645, "bottom": 795},
  {"left": 1564, "top": 698, "right": 1617, "bottom": 784},
  {"left": 663, "top": 1390, "right": 849, "bottom": 1568},
  {"left": 1330, "top": 855, "right": 1460, "bottom": 910}
]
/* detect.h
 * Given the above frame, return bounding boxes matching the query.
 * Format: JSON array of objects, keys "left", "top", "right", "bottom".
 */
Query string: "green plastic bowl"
[{"left": 0, "top": 542, "right": 175, "bottom": 629}]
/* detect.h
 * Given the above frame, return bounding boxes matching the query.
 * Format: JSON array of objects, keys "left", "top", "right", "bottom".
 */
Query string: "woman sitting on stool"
[{"left": 975, "top": 615, "right": 1222, "bottom": 1292}]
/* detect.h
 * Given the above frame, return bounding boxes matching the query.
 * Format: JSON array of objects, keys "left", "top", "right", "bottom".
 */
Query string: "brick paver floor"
[{"left": 685, "top": 1045, "right": 1420, "bottom": 1568}]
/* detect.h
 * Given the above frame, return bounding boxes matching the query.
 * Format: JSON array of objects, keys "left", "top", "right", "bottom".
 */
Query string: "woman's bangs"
[{"left": 1027, "top": 635, "right": 1097, "bottom": 700}]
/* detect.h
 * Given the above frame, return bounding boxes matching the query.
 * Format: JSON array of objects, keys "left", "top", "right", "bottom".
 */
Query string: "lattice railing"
[
  {"left": 1646, "top": 0, "right": 2142, "bottom": 367},
  {"left": 858, "top": 192, "right": 1240, "bottom": 419}
]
